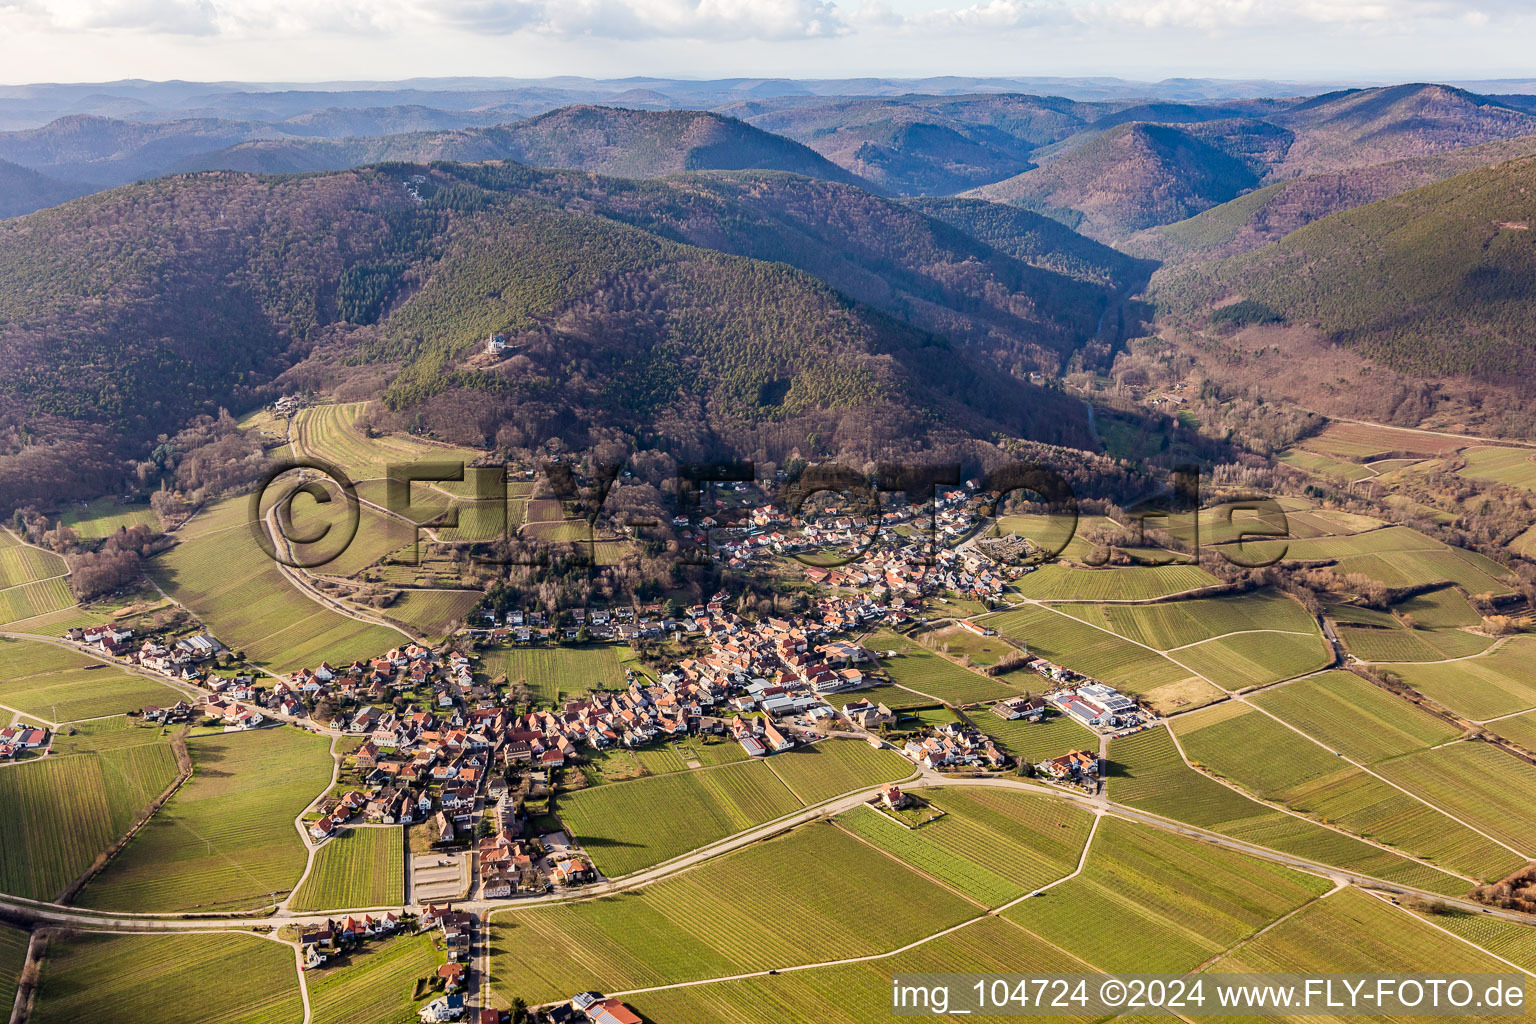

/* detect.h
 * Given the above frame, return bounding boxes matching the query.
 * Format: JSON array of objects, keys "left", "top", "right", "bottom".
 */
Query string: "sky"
[{"left": 1, "top": 0, "right": 1534, "bottom": 85}]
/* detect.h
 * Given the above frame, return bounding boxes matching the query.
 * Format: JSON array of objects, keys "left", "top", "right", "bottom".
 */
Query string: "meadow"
[
  {"left": 493, "top": 643, "right": 635, "bottom": 705},
  {"left": 1252, "top": 671, "right": 1460, "bottom": 763},
  {"left": 28, "top": 931, "right": 303, "bottom": 1024},
  {"left": 1107, "top": 727, "right": 1470, "bottom": 896},
  {"left": 1010, "top": 564, "right": 1218, "bottom": 601},
  {"left": 1172, "top": 703, "right": 1522, "bottom": 881},
  {"left": 489, "top": 822, "right": 978, "bottom": 1005},
  {"left": 290, "top": 826, "right": 405, "bottom": 910},
  {"left": 836, "top": 787, "right": 1094, "bottom": 906},
  {"left": 0, "top": 637, "right": 186, "bottom": 722},
  {"left": 0, "top": 721, "right": 178, "bottom": 901},
  {"left": 1004, "top": 817, "right": 1331, "bottom": 974},
  {"left": 559, "top": 739, "right": 908, "bottom": 877},
  {"left": 150, "top": 496, "right": 405, "bottom": 672},
  {"left": 1372, "top": 742, "right": 1536, "bottom": 855},
  {"left": 309, "top": 932, "right": 442, "bottom": 1024},
  {"left": 866, "top": 629, "right": 1022, "bottom": 704},
  {"left": 56, "top": 497, "right": 160, "bottom": 539},
  {"left": 981, "top": 605, "right": 1191, "bottom": 692},
  {"left": 1385, "top": 637, "right": 1536, "bottom": 720},
  {"left": 81, "top": 727, "right": 334, "bottom": 912}
]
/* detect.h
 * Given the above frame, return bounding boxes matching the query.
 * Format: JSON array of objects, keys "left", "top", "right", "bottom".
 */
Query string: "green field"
[
  {"left": 1397, "top": 587, "right": 1483, "bottom": 627},
  {"left": 382, "top": 588, "right": 480, "bottom": 636},
  {"left": 284, "top": 484, "right": 419, "bottom": 578},
  {"left": 493, "top": 643, "right": 633, "bottom": 705},
  {"left": 1066, "top": 589, "right": 1317, "bottom": 649},
  {"left": 81, "top": 726, "right": 333, "bottom": 912},
  {"left": 0, "top": 528, "right": 67, "bottom": 588},
  {"left": 1385, "top": 637, "right": 1536, "bottom": 720},
  {"left": 975, "top": 711, "right": 1096, "bottom": 765},
  {"left": 290, "top": 827, "right": 405, "bottom": 910},
  {"left": 0, "top": 575, "right": 76, "bottom": 626},
  {"left": 1011, "top": 564, "right": 1218, "bottom": 601},
  {"left": 293, "top": 401, "right": 485, "bottom": 481},
  {"left": 30, "top": 931, "right": 302, "bottom": 1024},
  {"left": 151, "top": 496, "right": 406, "bottom": 672},
  {"left": 1405, "top": 908, "right": 1536, "bottom": 973},
  {"left": 867, "top": 629, "right": 1023, "bottom": 704},
  {"left": 309, "top": 932, "right": 442, "bottom": 1024},
  {"left": 1372, "top": 742, "right": 1536, "bottom": 855},
  {"left": 1252, "top": 671, "right": 1460, "bottom": 763},
  {"left": 558, "top": 759, "right": 801, "bottom": 877},
  {"left": 1338, "top": 623, "right": 1495, "bottom": 663},
  {"left": 1254, "top": 526, "right": 1517, "bottom": 595},
  {"left": 982, "top": 605, "right": 1191, "bottom": 692},
  {"left": 1492, "top": 709, "right": 1536, "bottom": 750},
  {"left": 561, "top": 740, "right": 909, "bottom": 877},
  {"left": 490, "top": 822, "right": 978, "bottom": 1005},
  {"left": 824, "top": 684, "right": 936, "bottom": 711},
  {"left": 57, "top": 497, "right": 161, "bottom": 539},
  {"left": 1005, "top": 817, "right": 1331, "bottom": 974},
  {"left": 1107, "top": 727, "right": 1471, "bottom": 896},
  {"left": 0, "top": 637, "right": 185, "bottom": 722},
  {"left": 836, "top": 787, "right": 1093, "bottom": 906},
  {"left": 0, "top": 923, "right": 26, "bottom": 997},
  {"left": 1172, "top": 703, "right": 1522, "bottom": 881},
  {"left": 1457, "top": 445, "right": 1536, "bottom": 492},
  {"left": 0, "top": 721, "right": 178, "bottom": 900},
  {"left": 626, "top": 915, "right": 1094, "bottom": 1024},
  {"left": 1174, "top": 629, "right": 1331, "bottom": 690}
]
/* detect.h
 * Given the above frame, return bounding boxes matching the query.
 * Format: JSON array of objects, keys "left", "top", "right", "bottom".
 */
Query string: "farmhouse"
[{"left": 992, "top": 695, "right": 1047, "bottom": 721}]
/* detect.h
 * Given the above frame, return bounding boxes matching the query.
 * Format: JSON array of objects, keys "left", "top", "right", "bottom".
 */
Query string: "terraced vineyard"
[
  {"left": 1005, "top": 817, "right": 1331, "bottom": 974},
  {"left": 1252, "top": 671, "right": 1460, "bottom": 763},
  {"left": 150, "top": 495, "right": 405, "bottom": 672},
  {"left": 0, "top": 637, "right": 185, "bottom": 722},
  {"left": 0, "top": 724, "right": 178, "bottom": 901},
  {"left": 80, "top": 727, "right": 333, "bottom": 912},
  {"left": 558, "top": 759, "right": 802, "bottom": 877},
  {"left": 1108, "top": 727, "right": 1471, "bottom": 895},
  {"left": 309, "top": 932, "right": 442, "bottom": 1024},
  {"left": 1171, "top": 703, "right": 1524, "bottom": 881},
  {"left": 836, "top": 787, "right": 1093, "bottom": 906},
  {"left": 489, "top": 823, "right": 977, "bottom": 1004},
  {"left": 28, "top": 931, "right": 303, "bottom": 1024},
  {"left": 290, "top": 827, "right": 405, "bottom": 910}
]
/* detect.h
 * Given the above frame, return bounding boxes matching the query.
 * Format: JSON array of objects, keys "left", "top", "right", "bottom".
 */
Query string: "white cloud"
[{"left": 423, "top": 0, "right": 848, "bottom": 39}]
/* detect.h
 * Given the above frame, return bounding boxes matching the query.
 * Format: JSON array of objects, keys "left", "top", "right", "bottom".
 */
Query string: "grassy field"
[
  {"left": 490, "top": 822, "right": 978, "bottom": 1005},
  {"left": 982, "top": 605, "right": 1191, "bottom": 692},
  {"left": 1108, "top": 727, "right": 1471, "bottom": 896},
  {"left": 1005, "top": 817, "right": 1331, "bottom": 974},
  {"left": 492, "top": 644, "right": 634, "bottom": 705},
  {"left": 0, "top": 721, "right": 178, "bottom": 900},
  {"left": 836, "top": 786, "right": 1093, "bottom": 906},
  {"left": 0, "top": 576, "right": 76, "bottom": 626},
  {"left": 975, "top": 711, "right": 1096, "bottom": 765},
  {"left": 1385, "top": 637, "right": 1536, "bottom": 720},
  {"left": 0, "top": 528, "right": 67, "bottom": 588},
  {"left": 309, "top": 932, "right": 442, "bottom": 1024},
  {"left": 558, "top": 759, "right": 801, "bottom": 877},
  {"left": 866, "top": 629, "right": 1022, "bottom": 704},
  {"left": 1492, "top": 709, "right": 1536, "bottom": 750},
  {"left": 0, "top": 922, "right": 26, "bottom": 998},
  {"left": 1171, "top": 703, "right": 1522, "bottom": 881},
  {"left": 1174, "top": 629, "right": 1331, "bottom": 690},
  {"left": 290, "top": 827, "right": 405, "bottom": 910},
  {"left": 1397, "top": 587, "right": 1483, "bottom": 627},
  {"left": 30, "top": 931, "right": 302, "bottom": 1024},
  {"left": 81, "top": 727, "right": 333, "bottom": 912},
  {"left": 1297, "top": 422, "right": 1464, "bottom": 460},
  {"left": 824, "top": 684, "right": 936, "bottom": 711},
  {"left": 761, "top": 740, "right": 911, "bottom": 805},
  {"left": 56, "top": 497, "right": 160, "bottom": 539},
  {"left": 1253, "top": 526, "right": 1518, "bottom": 595},
  {"left": 284, "top": 484, "right": 418, "bottom": 578},
  {"left": 0, "top": 637, "right": 186, "bottom": 722},
  {"left": 1338, "top": 623, "right": 1495, "bottom": 663},
  {"left": 150, "top": 496, "right": 405, "bottom": 672},
  {"left": 1372, "top": 742, "right": 1536, "bottom": 855},
  {"left": 1252, "top": 671, "right": 1460, "bottom": 763},
  {"left": 1011, "top": 564, "right": 1218, "bottom": 601}
]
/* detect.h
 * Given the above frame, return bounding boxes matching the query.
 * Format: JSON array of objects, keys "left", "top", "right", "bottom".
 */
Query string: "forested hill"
[
  {"left": 182, "top": 107, "right": 873, "bottom": 188},
  {"left": 0, "top": 159, "right": 87, "bottom": 219},
  {"left": 0, "top": 161, "right": 1111, "bottom": 509},
  {"left": 1150, "top": 155, "right": 1536, "bottom": 389}
]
